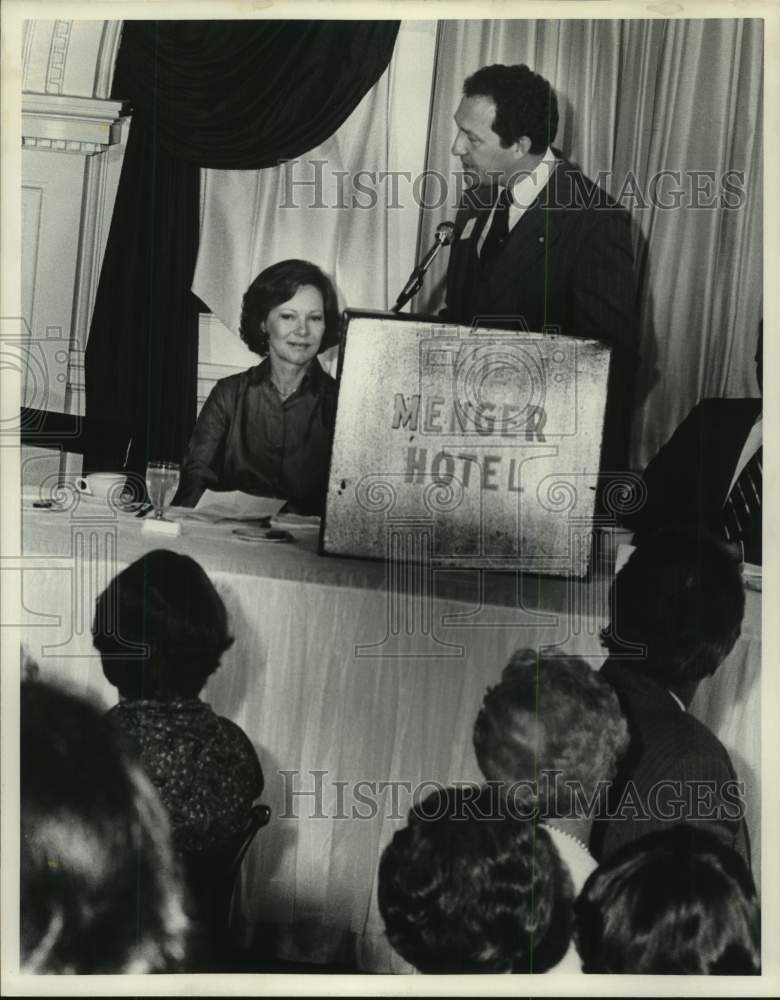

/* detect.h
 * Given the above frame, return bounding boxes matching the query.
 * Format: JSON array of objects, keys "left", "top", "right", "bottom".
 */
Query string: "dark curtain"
[{"left": 85, "top": 20, "right": 399, "bottom": 474}]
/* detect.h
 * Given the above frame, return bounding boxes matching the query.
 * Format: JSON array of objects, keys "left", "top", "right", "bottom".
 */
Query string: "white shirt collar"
[
  {"left": 506, "top": 146, "right": 557, "bottom": 209},
  {"left": 668, "top": 689, "right": 686, "bottom": 712},
  {"left": 728, "top": 413, "right": 762, "bottom": 496}
]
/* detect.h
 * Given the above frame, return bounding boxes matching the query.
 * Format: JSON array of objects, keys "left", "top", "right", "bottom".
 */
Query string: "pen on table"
[{"left": 136, "top": 502, "right": 154, "bottom": 518}]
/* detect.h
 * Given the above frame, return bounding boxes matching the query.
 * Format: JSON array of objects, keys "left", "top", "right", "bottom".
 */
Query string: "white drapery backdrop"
[
  {"left": 192, "top": 21, "right": 438, "bottom": 376},
  {"left": 192, "top": 18, "right": 762, "bottom": 469},
  {"left": 415, "top": 18, "right": 763, "bottom": 468}
]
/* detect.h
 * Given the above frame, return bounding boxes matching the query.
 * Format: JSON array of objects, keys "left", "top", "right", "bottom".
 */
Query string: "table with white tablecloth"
[{"left": 14, "top": 498, "right": 761, "bottom": 970}]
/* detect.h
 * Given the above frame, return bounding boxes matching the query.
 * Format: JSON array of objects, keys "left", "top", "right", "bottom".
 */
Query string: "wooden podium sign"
[{"left": 321, "top": 311, "right": 611, "bottom": 577}]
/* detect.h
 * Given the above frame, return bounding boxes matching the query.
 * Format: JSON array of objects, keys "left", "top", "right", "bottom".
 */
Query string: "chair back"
[
  {"left": 181, "top": 802, "right": 271, "bottom": 966},
  {"left": 226, "top": 803, "right": 271, "bottom": 891}
]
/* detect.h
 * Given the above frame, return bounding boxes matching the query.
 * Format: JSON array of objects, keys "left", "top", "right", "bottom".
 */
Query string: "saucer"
[{"left": 22, "top": 496, "right": 67, "bottom": 512}]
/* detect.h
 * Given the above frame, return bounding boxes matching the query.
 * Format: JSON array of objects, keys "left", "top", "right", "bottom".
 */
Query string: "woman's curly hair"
[
  {"left": 473, "top": 649, "right": 629, "bottom": 819},
  {"left": 378, "top": 785, "right": 573, "bottom": 973}
]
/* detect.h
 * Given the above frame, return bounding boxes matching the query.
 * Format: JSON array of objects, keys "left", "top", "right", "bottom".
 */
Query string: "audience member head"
[
  {"left": 378, "top": 784, "right": 573, "bottom": 973},
  {"left": 239, "top": 258, "right": 340, "bottom": 357},
  {"left": 93, "top": 550, "right": 234, "bottom": 701},
  {"left": 574, "top": 825, "right": 760, "bottom": 974},
  {"left": 473, "top": 649, "right": 628, "bottom": 819},
  {"left": 463, "top": 64, "right": 559, "bottom": 154},
  {"left": 20, "top": 680, "right": 188, "bottom": 973},
  {"left": 601, "top": 527, "right": 745, "bottom": 694}
]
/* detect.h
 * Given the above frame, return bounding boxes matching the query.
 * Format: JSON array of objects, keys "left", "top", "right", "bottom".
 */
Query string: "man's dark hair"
[
  {"left": 93, "top": 550, "right": 234, "bottom": 700},
  {"left": 378, "top": 785, "right": 573, "bottom": 973},
  {"left": 601, "top": 527, "right": 745, "bottom": 688},
  {"left": 21, "top": 680, "right": 188, "bottom": 972},
  {"left": 463, "top": 64, "right": 559, "bottom": 154},
  {"left": 574, "top": 825, "right": 760, "bottom": 974},
  {"left": 239, "top": 258, "right": 340, "bottom": 357}
]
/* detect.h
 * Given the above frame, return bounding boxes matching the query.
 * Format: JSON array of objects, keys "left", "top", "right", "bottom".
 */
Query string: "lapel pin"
[{"left": 538, "top": 235, "right": 545, "bottom": 243}]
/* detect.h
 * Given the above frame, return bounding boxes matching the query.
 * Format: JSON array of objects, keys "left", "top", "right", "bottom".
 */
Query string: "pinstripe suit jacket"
[
  {"left": 625, "top": 398, "right": 761, "bottom": 561},
  {"left": 590, "top": 658, "right": 750, "bottom": 866},
  {"left": 442, "top": 159, "right": 637, "bottom": 469}
]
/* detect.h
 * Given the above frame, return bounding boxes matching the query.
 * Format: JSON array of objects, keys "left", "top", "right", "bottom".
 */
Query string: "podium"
[{"left": 321, "top": 311, "right": 615, "bottom": 578}]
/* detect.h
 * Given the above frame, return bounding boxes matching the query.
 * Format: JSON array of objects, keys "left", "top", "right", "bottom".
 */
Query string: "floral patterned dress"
[{"left": 108, "top": 698, "right": 264, "bottom": 853}]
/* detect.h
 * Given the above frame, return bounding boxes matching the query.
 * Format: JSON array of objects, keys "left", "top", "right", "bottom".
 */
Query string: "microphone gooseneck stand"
[{"left": 391, "top": 221, "right": 457, "bottom": 313}]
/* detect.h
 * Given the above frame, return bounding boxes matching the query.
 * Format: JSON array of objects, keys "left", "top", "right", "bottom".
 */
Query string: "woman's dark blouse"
[
  {"left": 108, "top": 698, "right": 264, "bottom": 853},
  {"left": 175, "top": 357, "right": 337, "bottom": 513}
]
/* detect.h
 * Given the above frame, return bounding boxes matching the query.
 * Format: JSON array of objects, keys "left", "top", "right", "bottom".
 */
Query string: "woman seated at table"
[
  {"left": 174, "top": 258, "right": 340, "bottom": 513},
  {"left": 92, "top": 549, "right": 264, "bottom": 855}
]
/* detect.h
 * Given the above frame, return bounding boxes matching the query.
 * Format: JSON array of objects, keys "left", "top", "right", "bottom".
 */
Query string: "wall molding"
[
  {"left": 197, "top": 361, "right": 247, "bottom": 411},
  {"left": 21, "top": 183, "right": 46, "bottom": 346},
  {"left": 46, "top": 20, "right": 73, "bottom": 94},
  {"left": 22, "top": 94, "right": 125, "bottom": 154},
  {"left": 22, "top": 20, "right": 35, "bottom": 85},
  {"left": 68, "top": 114, "right": 131, "bottom": 370},
  {"left": 66, "top": 347, "right": 85, "bottom": 416},
  {"left": 22, "top": 137, "right": 105, "bottom": 156},
  {"left": 94, "top": 22, "right": 124, "bottom": 100}
]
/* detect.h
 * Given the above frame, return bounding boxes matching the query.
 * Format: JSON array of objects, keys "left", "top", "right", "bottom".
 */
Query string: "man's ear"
[{"left": 516, "top": 136, "right": 533, "bottom": 158}]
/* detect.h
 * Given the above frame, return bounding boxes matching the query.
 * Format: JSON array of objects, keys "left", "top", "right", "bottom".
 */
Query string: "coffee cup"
[{"left": 75, "top": 472, "right": 128, "bottom": 504}]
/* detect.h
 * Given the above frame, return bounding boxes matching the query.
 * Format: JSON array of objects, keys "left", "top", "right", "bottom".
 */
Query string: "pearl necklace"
[{"left": 543, "top": 822, "right": 590, "bottom": 852}]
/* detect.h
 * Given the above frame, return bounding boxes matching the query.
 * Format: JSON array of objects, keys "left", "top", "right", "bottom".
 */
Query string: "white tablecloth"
[{"left": 15, "top": 499, "right": 761, "bottom": 969}]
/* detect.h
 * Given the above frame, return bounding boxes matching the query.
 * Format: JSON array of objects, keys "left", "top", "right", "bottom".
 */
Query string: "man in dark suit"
[
  {"left": 590, "top": 528, "right": 750, "bottom": 866},
  {"left": 624, "top": 327, "right": 762, "bottom": 564},
  {"left": 443, "top": 64, "right": 637, "bottom": 468}
]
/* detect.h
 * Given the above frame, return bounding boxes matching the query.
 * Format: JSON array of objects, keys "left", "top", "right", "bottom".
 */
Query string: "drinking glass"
[{"left": 145, "top": 461, "right": 180, "bottom": 520}]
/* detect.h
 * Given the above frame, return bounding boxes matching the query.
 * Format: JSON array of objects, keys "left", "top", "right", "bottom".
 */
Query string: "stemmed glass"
[{"left": 145, "top": 461, "right": 180, "bottom": 520}]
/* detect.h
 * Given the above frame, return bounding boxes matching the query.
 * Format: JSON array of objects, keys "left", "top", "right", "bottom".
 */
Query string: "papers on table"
[{"left": 172, "top": 490, "right": 285, "bottom": 523}]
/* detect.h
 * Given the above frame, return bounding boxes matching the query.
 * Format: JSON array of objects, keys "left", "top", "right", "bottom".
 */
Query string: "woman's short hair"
[
  {"left": 473, "top": 649, "right": 629, "bottom": 818},
  {"left": 601, "top": 526, "right": 745, "bottom": 687},
  {"left": 574, "top": 825, "right": 760, "bottom": 974},
  {"left": 92, "top": 550, "right": 234, "bottom": 700},
  {"left": 239, "top": 258, "right": 340, "bottom": 357},
  {"left": 378, "top": 785, "right": 573, "bottom": 974},
  {"left": 21, "top": 680, "right": 188, "bottom": 973}
]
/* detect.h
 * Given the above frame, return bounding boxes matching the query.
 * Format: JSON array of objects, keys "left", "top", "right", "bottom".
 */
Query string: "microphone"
[{"left": 392, "top": 222, "right": 458, "bottom": 313}]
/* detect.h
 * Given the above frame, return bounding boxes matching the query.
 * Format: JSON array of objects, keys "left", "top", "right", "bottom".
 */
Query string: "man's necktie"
[
  {"left": 480, "top": 187, "right": 512, "bottom": 265},
  {"left": 722, "top": 446, "right": 762, "bottom": 563}
]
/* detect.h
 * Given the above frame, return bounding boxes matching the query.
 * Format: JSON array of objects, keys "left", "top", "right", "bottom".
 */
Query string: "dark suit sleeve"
[
  {"left": 623, "top": 402, "right": 707, "bottom": 535},
  {"left": 570, "top": 204, "right": 637, "bottom": 472},
  {"left": 570, "top": 205, "right": 636, "bottom": 354},
  {"left": 597, "top": 748, "right": 750, "bottom": 866},
  {"left": 173, "top": 382, "right": 232, "bottom": 507},
  {"left": 441, "top": 201, "right": 480, "bottom": 323}
]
